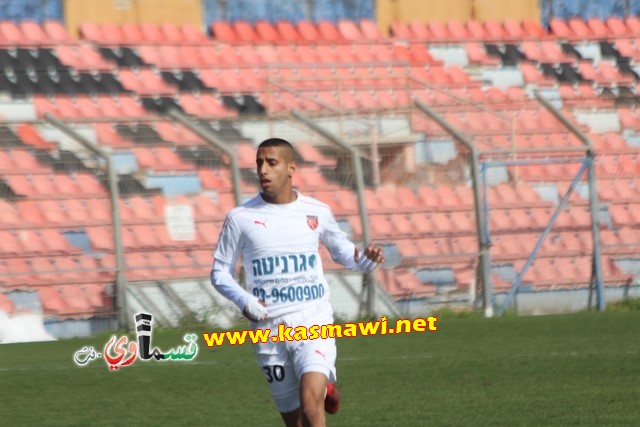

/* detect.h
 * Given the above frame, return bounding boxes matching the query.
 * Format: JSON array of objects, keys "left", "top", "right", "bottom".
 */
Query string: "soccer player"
[{"left": 211, "top": 138, "right": 384, "bottom": 427}]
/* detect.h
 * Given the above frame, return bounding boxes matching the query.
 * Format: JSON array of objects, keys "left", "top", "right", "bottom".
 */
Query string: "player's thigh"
[
  {"left": 254, "top": 341, "right": 300, "bottom": 413},
  {"left": 290, "top": 336, "right": 337, "bottom": 383},
  {"left": 288, "top": 302, "right": 337, "bottom": 383}
]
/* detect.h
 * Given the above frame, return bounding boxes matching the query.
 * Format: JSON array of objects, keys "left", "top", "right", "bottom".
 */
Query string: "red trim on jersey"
[{"left": 299, "top": 199, "right": 331, "bottom": 212}]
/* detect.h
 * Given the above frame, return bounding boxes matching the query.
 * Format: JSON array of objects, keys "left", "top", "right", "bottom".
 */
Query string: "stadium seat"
[
  {"left": 316, "top": 21, "right": 343, "bottom": 42},
  {"left": 43, "top": 20, "right": 71, "bottom": 42},
  {"left": 158, "top": 23, "right": 182, "bottom": 42},
  {"left": 360, "top": 20, "right": 384, "bottom": 41},
  {"left": 297, "top": 20, "right": 320, "bottom": 42},
  {"left": 586, "top": 18, "right": 610, "bottom": 39},
  {"left": 522, "top": 19, "right": 547, "bottom": 38},
  {"left": 0, "top": 21, "right": 24, "bottom": 44},
  {"left": 38, "top": 286, "right": 68, "bottom": 314},
  {"left": 606, "top": 17, "right": 629, "bottom": 37},
  {"left": 255, "top": 20, "right": 281, "bottom": 43},
  {"left": 549, "top": 18, "right": 572, "bottom": 39},
  {"left": 466, "top": 20, "right": 487, "bottom": 40},
  {"left": 390, "top": 21, "right": 411, "bottom": 39},
  {"left": 276, "top": 20, "right": 301, "bottom": 42},
  {"left": 567, "top": 18, "right": 593, "bottom": 40},
  {"left": 19, "top": 20, "right": 48, "bottom": 44},
  {"left": 502, "top": 19, "right": 526, "bottom": 40},
  {"left": 79, "top": 22, "right": 102, "bottom": 41},
  {"left": 141, "top": 22, "right": 165, "bottom": 42},
  {"left": 181, "top": 23, "right": 206, "bottom": 42},
  {"left": 233, "top": 20, "right": 259, "bottom": 43},
  {"left": 337, "top": 20, "right": 363, "bottom": 41},
  {"left": 0, "top": 230, "right": 21, "bottom": 256},
  {"left": 121, "top": 23, "right": 143, "bottom": 42},
  {"left": 211, "top": 21, "right": 238, "bottom": 43},
  {"left": 390, "top": 213, "right": 414, "bottom": 236},
  {"left": 425, "top": 21, "right": 447, "bottom": 41}
]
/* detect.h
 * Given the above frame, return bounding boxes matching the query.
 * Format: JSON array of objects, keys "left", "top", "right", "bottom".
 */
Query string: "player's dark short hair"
[{"left": 258, "top": 138, "right": 295, "bottom": 162}]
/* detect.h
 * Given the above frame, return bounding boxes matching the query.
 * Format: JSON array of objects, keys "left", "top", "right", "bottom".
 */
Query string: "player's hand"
[
  {"left": 354, "top": 244, "right": 385, "bottom": 272},
  {"left": 243, "top": 297, "right": 267, "bottom": 322},
  {"left": 355, "top": 244, "right": 385, "bottom": 264}
]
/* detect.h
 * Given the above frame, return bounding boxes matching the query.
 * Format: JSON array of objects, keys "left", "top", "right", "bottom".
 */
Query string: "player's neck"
[{"left": 261, "top": 189, "right": 297, "bottom": 205}]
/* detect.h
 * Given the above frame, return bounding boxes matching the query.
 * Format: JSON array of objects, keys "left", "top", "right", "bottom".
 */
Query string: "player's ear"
[{"left": 288, "top": 160, "right": 296, "bottom": 177}]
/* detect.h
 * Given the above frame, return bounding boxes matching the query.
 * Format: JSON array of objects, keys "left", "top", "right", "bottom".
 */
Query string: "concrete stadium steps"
[{"left": 125, "top": 279, "right": 238, "bottom": 328}]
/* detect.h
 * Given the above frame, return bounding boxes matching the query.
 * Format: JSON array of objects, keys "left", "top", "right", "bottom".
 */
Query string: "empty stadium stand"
[{"left": 1, "top": 16, "right": 639, "bottom": 331}]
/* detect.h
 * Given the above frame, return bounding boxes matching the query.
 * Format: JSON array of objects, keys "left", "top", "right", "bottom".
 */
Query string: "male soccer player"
[{"left": 211, "top": 138, "right": 384, "bottom": 427}]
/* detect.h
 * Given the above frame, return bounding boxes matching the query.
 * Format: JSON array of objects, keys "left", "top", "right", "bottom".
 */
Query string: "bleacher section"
[{"left": 1, "top": 17, "right": 640, "bottom": 327}]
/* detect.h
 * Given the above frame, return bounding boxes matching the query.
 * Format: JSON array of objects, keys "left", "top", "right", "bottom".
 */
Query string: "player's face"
[{"left": 256, "top": 146, "right": 295, "bottom": 199}]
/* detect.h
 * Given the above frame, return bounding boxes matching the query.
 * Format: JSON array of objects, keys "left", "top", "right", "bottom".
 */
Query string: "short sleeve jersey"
[{"left": 214, "top": 191, "right": 354, "bottom": 319}]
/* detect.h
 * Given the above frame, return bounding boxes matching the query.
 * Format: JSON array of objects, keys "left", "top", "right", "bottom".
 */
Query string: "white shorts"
[{"left": 252, "top": 300, "right": 337, "bottom": 413}]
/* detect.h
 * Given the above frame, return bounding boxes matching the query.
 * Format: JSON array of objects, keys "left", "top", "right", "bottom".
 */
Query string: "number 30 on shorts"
[{"left": 262, "top": 365, "right": 285, "bottom": 383}]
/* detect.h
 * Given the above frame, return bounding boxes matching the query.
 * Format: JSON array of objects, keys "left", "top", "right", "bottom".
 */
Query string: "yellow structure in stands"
[
  {"left": 376, "top": 0, "right": 541, "bottom": 35},
  {"left": 64, "top": 0, "right": 202, "bottom": 37}
]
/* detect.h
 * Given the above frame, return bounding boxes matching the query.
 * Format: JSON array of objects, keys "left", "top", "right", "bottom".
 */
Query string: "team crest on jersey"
[{"left": 306, "top": 215, "right": 319, "bottom": 231}]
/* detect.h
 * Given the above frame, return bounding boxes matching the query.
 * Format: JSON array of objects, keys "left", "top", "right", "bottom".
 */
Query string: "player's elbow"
[{"left": 209, "top": 268, "right": 216, "bottom": 286}]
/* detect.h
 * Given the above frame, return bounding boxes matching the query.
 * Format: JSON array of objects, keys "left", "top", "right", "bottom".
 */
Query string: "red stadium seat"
[
  {"left": 76, "top": 96, "right": 102, "bottom": 119},
  {"left": 121, "top": 23, "right": 143, "bottom": 42},
  {"left": 0, "top": 292, "right": 14, "bottom": 314},
  {"left": 567, "top": 18, "right": 593, "bottom": 39},
  {"left": 390, "top": 21, "right": 412, "bottom": 39},
  {"left": 624, "top": 15, "right": 640, "bottom": 34},
  {"left": 255, "top": 20, "right": 281, "bottom": 42},
  {"left": 465, "top": 20, "right": 487, "bottom": 40},
  {"left": 0, "top": 230, "right": 21, "bottom": 256},
  {"left": 360, "top": 19, "right": 383, "bottom": 40},
  {"left": 586, "top": 18, "right": 610, "bottom": 39},
  {"left": 19, "top": 229, "right": 50, "bottom": 255},
  {"left": 0, "top": 21, "right": 24, "bottom": 44},
  {"left": 53, "top": 174, "right": 81, "bottom": 196},
  {"left": 549, "top": 18, "right": 572, "bottom": 39},
  {"left": 484, "top": 20, "right": 508, "bottom": 41},
  {"left": 446, "top": 20, "right": 470, "bottom": 40},
  {"left": 100, "top": 22, "right": 126, "bottom": 44},
  {"left": 233, "top": 20, "right": 259, "bottom": 43},
  {"left": 38, "top": 286, "right": 68, "bottom": 314},
  {"left": 19, "top": 21, "right": 49, "bottom": 44},
  {"left": 337, "top": 20, "right": 363, "bottom": 41},
  {"left": 297, "top": 20, "right": 320, "bottom": 42},
  {"left": 502, "top": 19, "right": 526, "bottom": 39},
  {"left": 181, "top": 23, "right": 206, "bottom": 42},
  {"left": 211, "top": 21, "right": 238, "bottom": 43},
  {"left": 606, "top": 17, "right": 630, "bottom": 37},
  {"left": 522, "top": 19, "right": 547, "bottom": 38},
  {"left": 55, "top": 97, "right": 82, "bottom": 119},
  {"left": 316, "top": 21, "right": 343, "bottom": 42},
  {"left": 391, "top": 213, "right": 414, "bottom": 236},
  {"left": 276, "top": 20, "right": 301, "bottom": 42},
  {"left": 79, "top": 22, "right": 102, "bottom": 41},
  {"left": 425, "top": 21, "right": 447, "bottom": 41},
  {"left": 141, "top": 22, "right": 165, "bottom": 42},
  {"left": 18, "top": 124, "right": 55, "bottom": 150},
  {"left": 159, "top": 23, "right": 183, "bottom": 42},
  {"left": 118, "top": 95, "right": 147, "bottom": 118},
  {"left": 42, "top": 20, "right": 71, "bottom": 42},
  {"left": 465, "top": 43, "right": 501, "bottom": 66}
]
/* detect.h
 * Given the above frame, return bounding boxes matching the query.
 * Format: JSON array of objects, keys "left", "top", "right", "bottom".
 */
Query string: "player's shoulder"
[
  {"left": 297, "top": 193, "right": 332, "bottom": 215},
  {"left": 224, "top": 195, "right": 264, "bottom": 222}
]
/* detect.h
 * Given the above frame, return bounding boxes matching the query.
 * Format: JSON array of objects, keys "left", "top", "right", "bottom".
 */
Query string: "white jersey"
[{"left": 214, "top": 191, "right": 355, "bottom": 319}]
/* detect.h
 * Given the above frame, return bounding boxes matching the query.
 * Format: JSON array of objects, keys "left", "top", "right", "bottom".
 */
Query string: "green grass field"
[{"left": 1, "top": 311, "right": 639, "bottom": 426}]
